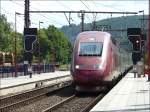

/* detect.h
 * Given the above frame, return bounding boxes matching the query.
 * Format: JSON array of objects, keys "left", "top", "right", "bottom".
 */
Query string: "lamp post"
[
  {"left": 14, "top": 12, "right": 24, "bottom": 77},
  {"left": 148, "top": 1, "right": 150, "bottom": 81},
  {"left": 38, "top": 21, "right": 43, "bottom": 74}
]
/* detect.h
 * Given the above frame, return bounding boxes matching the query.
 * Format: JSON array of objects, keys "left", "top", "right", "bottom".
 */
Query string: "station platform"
[
  {"left": 0, "top": 71, "right": 71, "bottom": 96},
  {"left": 90, "top": 73, "right": 150, "bottom": 112}
]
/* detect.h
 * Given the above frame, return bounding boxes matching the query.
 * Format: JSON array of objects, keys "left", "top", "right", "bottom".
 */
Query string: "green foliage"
[
  {"left": 0, "top": 14, "right": 23, "bottom": 62},
  {"left": 2, "top": 14, "right": 144, "bottom": 64},
  {"left": 60, "top": 15, "right": 146, "bottom": 44},
  {"left": 33, "top": 25, "right": 72, "bottom": 64},
  {"left": 1, "top": 14, "right": 72, "bottom": 64},
  {"left": 0, "top": 14, "right": 13, "bottom": 51}
]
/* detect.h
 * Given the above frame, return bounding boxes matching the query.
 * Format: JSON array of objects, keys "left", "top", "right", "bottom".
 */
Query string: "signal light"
[
  {"left": 136, "top": 40, "right": 139, "bottom": 44},
  {"left": 24, "top": 35, "right": 37, "bottom": 52},
  {"left": 24, "top": 28, "right": 37, "bottom": 62},
  {"left": 24, "top": 28, "right": 37, "bottom": 52},
  {"left": 133, "top": 38, "right": 141, "bottom": 51}
]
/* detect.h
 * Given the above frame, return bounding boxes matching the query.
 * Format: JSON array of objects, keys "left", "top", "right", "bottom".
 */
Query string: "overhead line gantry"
[
  {"left": 29, "top": 10, "right": 137, "bottom": 14},
  {"left": 29, "top": 10, "right": 138, "bottom": 31}
]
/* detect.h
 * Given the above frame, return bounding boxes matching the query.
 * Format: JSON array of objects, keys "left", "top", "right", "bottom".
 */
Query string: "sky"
[{"left": 1, "top": 0, "right": 148, "bottom": 33}]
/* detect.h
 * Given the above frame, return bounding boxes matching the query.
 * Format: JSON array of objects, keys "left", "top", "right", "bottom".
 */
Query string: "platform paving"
[
  {"left": 0, "top": 71, "right": 70, "bottom": 88},
  {"left": 90, "top": 73, "right": 150, "bottom": 112},
  {"left": 0, "top": 71, "right": 71, "bottom": 96}
]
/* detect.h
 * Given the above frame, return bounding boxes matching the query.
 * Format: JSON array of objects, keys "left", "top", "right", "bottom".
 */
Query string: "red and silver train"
[{"left": 71, "top": 31, "right": 132, "bottom": 91}]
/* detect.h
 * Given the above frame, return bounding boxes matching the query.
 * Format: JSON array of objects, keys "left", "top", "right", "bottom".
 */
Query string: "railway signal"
[
  {"left": 24, "top": 28, "right": 37, "bottom": 52},
  {"left": 132, "top": 37, "right": 141, "bottom": 51},
  {"left": 127, "top": 28, "right": 142, "bottom": 52},
  {"left": 24, "top": 28, "right": 37, "bottom": 66},
  {"left": 24, "top": 35, "right": 37, "bottom": 52},
  {"left": 127, "top": 28, "right": 142, "bottom": 65}
]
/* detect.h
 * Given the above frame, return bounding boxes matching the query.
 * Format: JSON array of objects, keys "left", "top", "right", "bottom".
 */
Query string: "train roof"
[
  {"left": 79, "top": 31, "right": 110, "bottom": 36},
  {"left": 76, "top": 31, "right": 111, "bottom": 42}
]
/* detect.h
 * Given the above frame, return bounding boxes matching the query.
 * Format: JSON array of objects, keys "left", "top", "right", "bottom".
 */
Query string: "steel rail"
[
  {"left": 42, "top": 95, "right": 75, "bottom": 112},
  {"left": 0, "top": 78, "right": 71, "bottom": 101},
  {"left": 0, "top": 75, "right": 71, "bottom": 101},
  {"left": 0, "top": 82, "right": 71, "bottom": 111},
  {"left": 80, "top": 94, "right": 104, "bottom": 112},
  {"left": 0, "top": 74, "right": 70, "bottom": 90}
]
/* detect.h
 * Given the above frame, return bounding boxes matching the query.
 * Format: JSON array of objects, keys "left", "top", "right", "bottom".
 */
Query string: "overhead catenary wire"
[
  {"left": 79, "top": 0, "right": 93, "bottom": 23},
  {"left": 2, "top": 1, "right": 63, "bottom": 31},
  {"left": 91, "top": 0, "right": 126, "bottom": 25},
  {"left": 1, "top": 8, "right": 24, "bottom": 30},
  {"left": 95, "top": 1, "right": 125, "bottom": 12},
  {"left": 10, "top": 0, "right": 65, "bottom": 26},
  {"left": 80, "top": 0, "right": 91, "bottom": 11},
  {"left": 31, "top": 1, "right": 79, "bottom": 26},
  {"left": 55, "top": 0, "right": 78, "bottom": 25},
  {"left": 30, "top": 2, "right": 66, "bottom": 26},
  {"left": 84, "top": 0, "right": 98, "bottom": 30},
  {"left": 4, "top": 0, "right": 140, "bottom": 29}
]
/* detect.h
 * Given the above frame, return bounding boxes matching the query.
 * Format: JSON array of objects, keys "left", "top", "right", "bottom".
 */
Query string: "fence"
[{"left": 0, "top": 64, "right": 55, "bottom": 78}]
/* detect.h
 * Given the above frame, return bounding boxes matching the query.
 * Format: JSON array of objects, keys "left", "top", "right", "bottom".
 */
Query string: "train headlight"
[
  {"left": 75, "top": 65, "right": 80, "bottom": 69},
  {"left": 145, "top": 65, "right": 148, "bottom": 70},
  {"left": 93, "top": 64, "right": 103, "bottom": 69},
  {"left": 75, "top": 64, "right": 84, "bottom": 69}
]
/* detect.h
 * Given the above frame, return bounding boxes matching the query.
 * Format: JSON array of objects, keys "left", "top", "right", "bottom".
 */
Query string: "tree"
[
  {"left": 0, "top": 14, "right": 72, "bottom": 64},
  {"left": 33, "top": 25, "right": 72, "bottom": 64},
  {"left": 0, "top": 14, "right": 23, "bottom": 62},
  {"left": 0, "top": 14, "right": 13, "bottom": 52}
]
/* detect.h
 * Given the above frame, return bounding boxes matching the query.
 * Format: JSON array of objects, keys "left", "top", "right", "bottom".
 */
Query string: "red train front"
[{"left": 71, "top": 31, "right": 120, "bottom": 91}]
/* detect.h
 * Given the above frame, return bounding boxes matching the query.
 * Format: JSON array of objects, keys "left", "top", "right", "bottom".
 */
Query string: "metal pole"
[
  {"left": 38, "top": 21, "right": 41, "bottom": 74},
  {"left": 30, "top": 10, "right": 138, "bottom": 14},
  {"left": 148, "top": 0, "right": 150, "bottom": 81},
  {"left": 139, "top": 10, "right": 144, "bottom": 33},
  {"left": 38, "top": 21, "right": 43, "bottom": 74},
  {"left": 25, "top": 0, "right": 30, "bottom": 28},
  {"left": 81, "top": 11, "right": 85, "bottom": 32},
  {"left": 14, "top": 12, "right": 17, "bottom": 77},
  {"left": 142, "top": 11, "right": 144, "bottom": 32},
  {"left": 24, "top": 0, "right": 30, "bottom": 76}
]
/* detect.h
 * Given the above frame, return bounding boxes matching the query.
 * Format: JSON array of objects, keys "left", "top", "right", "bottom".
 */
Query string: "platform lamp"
[
  {"left": 38, "top": 21, "right": 43, "bottom": 74},
  {"left": 14, "top": 12, "right": 24, "bottom": 77},
  {"left": 139, "top": 10, "right": 146, "bottom": 77},
  {"left": 139, "top": 10, "right": 144, "bottom": 33}
]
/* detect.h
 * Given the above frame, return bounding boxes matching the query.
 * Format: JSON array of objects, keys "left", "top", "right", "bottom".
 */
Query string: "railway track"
[
  {"left": 42, "top": 95, "right": 76, "bottom": 112},
  {"left": 43, "top": 93, "right": 105, "bottom": 112},
  {"left": 0, "top": 69, "right": 128, "bottom": 112},
  {"left": 1, "top": 85, "right": 107, "bottom": 112},
  {"left": 0, "top": 80, "right": 72, "bottom": 112}
]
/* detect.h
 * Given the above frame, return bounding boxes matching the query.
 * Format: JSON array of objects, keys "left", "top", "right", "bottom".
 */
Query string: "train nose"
[
  {"left": 75, "top": 64, "right": 104, "bottom": 70},
  {"left": 73, "top": 70, "right": 104, "bottom": 86}
]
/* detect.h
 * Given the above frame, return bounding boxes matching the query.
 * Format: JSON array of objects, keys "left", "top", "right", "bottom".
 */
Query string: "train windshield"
[{"left": 79, "top": 42, "right": 103, "bottom": 56}]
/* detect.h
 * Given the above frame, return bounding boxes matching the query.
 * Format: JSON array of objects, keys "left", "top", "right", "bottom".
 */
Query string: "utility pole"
[
  {"left": 14, "top": 12, "right": 17, "bottom": 77},
  {"left": 24, "top": 0, "right": 30, "bottom": 28},
  {"left": 139, "top": 10, "right": 144, "bottom": 33},
  {"left": 92, "top": 21, "right": 96, "bottom": 31},
  {"left": 24, "top": 0, "right": 30, "bottom": 75},
  {"left": 38, "top": 21, "right": 43, "bottom": 74},
  {"left": 81, "top": 10, "right": 85, "bottom": 32},
  {"left": 148, "top": 0, "right": 150, "bottom": 81}
]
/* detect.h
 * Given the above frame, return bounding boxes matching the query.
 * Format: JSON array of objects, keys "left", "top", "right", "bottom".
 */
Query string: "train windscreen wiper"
[{"left": 79, "top": 54, "right": 101, "bottom": 56}]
